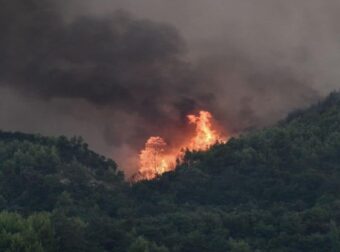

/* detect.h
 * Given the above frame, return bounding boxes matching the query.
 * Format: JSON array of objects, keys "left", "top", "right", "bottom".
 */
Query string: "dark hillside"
[
  {"left": 131, "top": 92, "right": 340, "bottom": 251},
  {"left": 0, "top": 132, "right": 125, "bottom": 213},
  {"left": 1, "top": 93, "right": 340, "bottom": 251},
  {"left": 0, "top": 132, "right": 131, "bottom": 252}
]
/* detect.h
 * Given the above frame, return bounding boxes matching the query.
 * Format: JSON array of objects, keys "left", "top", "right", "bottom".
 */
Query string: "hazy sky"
[
  {"left": 69, "top": 0, "right": 340, "bottom": 89},
  {"left": 1, "top": 0, "right": 340, "bottom": 175}
]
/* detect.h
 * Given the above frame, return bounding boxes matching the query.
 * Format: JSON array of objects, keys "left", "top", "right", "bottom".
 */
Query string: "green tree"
[
  {"left": 0, "top": 211, "right": 55, "bottom": 252},
  {"left": 330, "top": 221, "right": 340, "bottom": 252},
  {"left": 228, "top": 239, "right": 251, "bottom": 252},
  {"left": 128, "top": 237, "right": 150, "bottom": 252}
]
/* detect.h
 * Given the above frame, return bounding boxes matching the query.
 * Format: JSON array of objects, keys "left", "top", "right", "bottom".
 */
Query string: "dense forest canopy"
[{"left": 1, "top": 92, "right": 340, "bottom": 251}]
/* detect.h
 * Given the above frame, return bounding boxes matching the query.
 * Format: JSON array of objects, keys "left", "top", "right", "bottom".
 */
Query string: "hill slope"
[
  {"left": 0, "top": 133, "right": 129, "bottom": 251},
  {"left": 1, "top": 93, "right": 340, "bottom": 251},
  {"left": 131, "top": 92, "right": 340, "bottom": 251}
]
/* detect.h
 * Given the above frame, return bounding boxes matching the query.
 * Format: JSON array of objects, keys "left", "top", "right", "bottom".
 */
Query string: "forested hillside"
[
  {"left": 0, "top": 133, "right": 129, "bottom": 251},
  {"left": 1, "top": 93, "right": 340, "bottom": 251}
]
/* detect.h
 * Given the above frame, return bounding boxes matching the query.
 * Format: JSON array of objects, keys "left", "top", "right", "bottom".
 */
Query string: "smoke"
[{"left": 1, "top": 0, "right": 338, "bottom": 175}]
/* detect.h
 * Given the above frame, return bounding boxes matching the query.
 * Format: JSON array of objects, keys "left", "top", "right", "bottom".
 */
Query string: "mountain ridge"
[{"left": 1, "top": 92, "right": 340, "bottom": 251}]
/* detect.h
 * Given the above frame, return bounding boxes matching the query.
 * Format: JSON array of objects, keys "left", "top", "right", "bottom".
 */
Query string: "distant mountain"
[{"left": 1, "top": 92, "right": 340, "bottom": 251}]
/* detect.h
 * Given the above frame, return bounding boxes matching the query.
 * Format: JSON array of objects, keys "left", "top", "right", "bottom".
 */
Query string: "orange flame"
[
  {"left": 138, "top": 137, "right": 175, "bottom": 180},
  {"left": 136, "top": 111, "right": 227, "bottom": 181},
  {"left": 187, "top": 111, "right": 221, "bottom": 151}
]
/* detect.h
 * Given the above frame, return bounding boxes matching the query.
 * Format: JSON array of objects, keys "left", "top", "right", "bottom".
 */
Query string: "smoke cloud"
[{"left": 1, "top": 0, "right": 338, "bottom": 175}]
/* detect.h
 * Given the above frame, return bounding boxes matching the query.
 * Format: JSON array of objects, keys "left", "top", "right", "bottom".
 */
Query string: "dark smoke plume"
[
  {"left": 0, "top": 1, "right": 194, "bottom": 115},
  {"left": 0, "top": 0, "right": 322, "bottom": 175}
]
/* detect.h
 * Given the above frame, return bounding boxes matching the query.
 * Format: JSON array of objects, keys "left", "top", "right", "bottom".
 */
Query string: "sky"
[{"left": 1, "top": 0, "right": 340, "bottom": 175}]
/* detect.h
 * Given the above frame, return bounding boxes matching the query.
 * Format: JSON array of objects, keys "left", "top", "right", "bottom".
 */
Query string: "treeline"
[{"left": 1, "top": 93, "right": 340, "bottom": 251}]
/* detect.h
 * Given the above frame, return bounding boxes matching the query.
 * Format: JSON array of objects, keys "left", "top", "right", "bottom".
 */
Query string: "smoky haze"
[{"left": 1, "top": 0, "right": 339, "bottom": 175}]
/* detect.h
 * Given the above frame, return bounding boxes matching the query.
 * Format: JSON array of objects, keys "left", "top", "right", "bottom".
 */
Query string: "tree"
[
  {"left": 0, "top": 211, "right": 56, "bottom": 252},
  {"left": 228, "top": 239, "right": 251, "bottom": 252},
  {"left": 330, "top": 221, "right": 340, "bottom": 252},
  {"left": 128, "top": 237, "right": 150, "bottom": 252}
]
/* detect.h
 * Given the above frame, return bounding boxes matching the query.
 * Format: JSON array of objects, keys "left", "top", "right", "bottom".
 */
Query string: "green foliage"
[
  {"left": 0, "top": 132, "right": 130, "bottom": 251},
  {"left": 0, "top": 212, "right": 55, "bottom": 252},
  {"left": 128, "top": 237, "right": 150, "bottom": 252},
  {"left": 128, "top": 237, "right": 169, "bottom": 252},
  {"left": 228, "top": 239, "right": 251, "bottom": 252},
  {"left": 0, "top": 132, "right": 126, "bottom": 213},
  {"left": 330, "top": 221, "right": 340, "bottom": 252}
]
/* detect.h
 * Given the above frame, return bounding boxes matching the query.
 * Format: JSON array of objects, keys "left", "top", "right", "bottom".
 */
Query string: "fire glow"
[{"left": 136, "top": 111, "right": 227, "bottom": 180}]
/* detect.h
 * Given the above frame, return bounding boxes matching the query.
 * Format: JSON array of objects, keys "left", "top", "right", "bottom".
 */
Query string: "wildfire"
[
  {"left": 187, "top": 111, "right": 221, "bottom": 151},
  {"left": 135, "top": 110, "right": 227, "bottom": 181},
  {"left": 138, "top": 137, "right": 175, "bottom": 180}
]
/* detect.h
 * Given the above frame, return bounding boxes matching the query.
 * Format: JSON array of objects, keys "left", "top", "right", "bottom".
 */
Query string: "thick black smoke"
[
  {"left": 0, "top": 0, "right": 321, "bottom": 175},
  {"left": 0, "top": 0, "right": 198, "bottom": 116}
]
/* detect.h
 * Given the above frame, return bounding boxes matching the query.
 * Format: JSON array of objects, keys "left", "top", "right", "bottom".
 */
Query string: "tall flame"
[
  {"left": 136, "top": 110, "right": 227, "bottom": 181},
  {"left": 187, "top": 111, "right": 221, "bottom": 151}
]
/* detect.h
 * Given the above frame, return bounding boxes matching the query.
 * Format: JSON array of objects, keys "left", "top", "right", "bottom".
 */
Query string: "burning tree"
[
  {"left": 135, "top": 111, "right": 228, "bottom": 181},
  {"left": 138, "top": 137, "right": 171, "bottom": 180}
]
